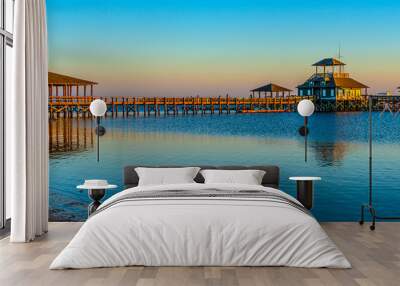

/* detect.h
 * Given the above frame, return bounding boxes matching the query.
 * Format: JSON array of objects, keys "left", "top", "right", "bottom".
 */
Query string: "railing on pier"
[
  {"left": 317, "top": 95, "right": 400, "bottom": 112},
  {"left": 48, "top": 94, "right": 400, "bottom": 118},
  {"left": 48, "top": 95, "right": 312, "bottom": 118}
]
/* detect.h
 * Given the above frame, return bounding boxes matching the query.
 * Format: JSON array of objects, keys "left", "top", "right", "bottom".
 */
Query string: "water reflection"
[
  {"left": 49, "top": 116, "right": 359, "bottom": 167},
  {"left": 311, "top": 141, "right": 354, "bottom": 167},
  {"left": 48, "top": 113, "right": 400, "bottom": 222},
  {"left": 49, "top": 117, "right": 94, "bottom": 154},
  {"left": 48, "top": 116, "right": 361, "bottom": 169}
]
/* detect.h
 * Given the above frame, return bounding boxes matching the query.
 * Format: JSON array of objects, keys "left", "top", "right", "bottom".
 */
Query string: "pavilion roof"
[
  {"left": 297, "top": 73, "right": 368, "bottom": 89},
  {"left": 251, "top": 83, "right": 292, "bottom": 93},
  {"left": 333, "top": 77, "right": 369, "bottom": 89},
  {"left": 48, "top": 72, "right": 98, "bottom": 86},
  {"left": 312, "top": 58, "right": 345, "bottom": 66}
]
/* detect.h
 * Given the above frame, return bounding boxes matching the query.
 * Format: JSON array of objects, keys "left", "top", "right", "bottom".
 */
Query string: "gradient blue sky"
[{"left": 47, "top": 0, "right": 400, "bottom": 97}]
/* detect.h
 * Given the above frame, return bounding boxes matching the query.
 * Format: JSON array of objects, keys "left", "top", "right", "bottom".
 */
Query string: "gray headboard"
[{"left": 123, "top": 165, "right": 280, "bottom": 189}]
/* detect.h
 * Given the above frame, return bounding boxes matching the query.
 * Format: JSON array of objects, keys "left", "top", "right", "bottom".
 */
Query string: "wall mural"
[{"left": 47, "top": 0, "right": 400, "bottom": 221}]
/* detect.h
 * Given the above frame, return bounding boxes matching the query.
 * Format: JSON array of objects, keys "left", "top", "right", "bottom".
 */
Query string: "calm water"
[{"left": 49, "top": 112, "right": 400, "bottom": 221}]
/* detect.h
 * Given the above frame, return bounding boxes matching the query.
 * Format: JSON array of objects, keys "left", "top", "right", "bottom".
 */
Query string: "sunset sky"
[{"left": 47, "top": 0, "right": 400, "bottom": 97}]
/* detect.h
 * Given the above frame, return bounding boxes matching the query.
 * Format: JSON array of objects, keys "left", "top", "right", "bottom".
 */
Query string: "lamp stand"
[
  {"left": 304, "top": 116, "right": 308, "bottom": 162},
  {"left": 96, "top": 117, "right": 100, "bottom": 162},
  {"left": 359, "top": 95, "right": 400, "bottom": 230}
]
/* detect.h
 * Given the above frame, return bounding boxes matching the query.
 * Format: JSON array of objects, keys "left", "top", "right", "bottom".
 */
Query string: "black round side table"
[
  {"left": 289, "top": 177, "right": 321, "bottom": 210},
  {"left": 77, "top": 180, "right": 117, "bottom": 217},
  {"left": 87, "top": 189, "right": 106, "bottom": 216}
]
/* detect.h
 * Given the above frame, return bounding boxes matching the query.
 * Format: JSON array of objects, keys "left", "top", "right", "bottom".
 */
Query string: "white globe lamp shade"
[
  {"left": 297, "top": 99, "right": 315, "bottom": 117},
  {"left": 89, "top": 99, "right": 107, "bottom": 117}
]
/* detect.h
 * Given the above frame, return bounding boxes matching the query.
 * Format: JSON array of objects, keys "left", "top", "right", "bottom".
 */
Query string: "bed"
[{"left": 50, "top": 165, "right": 350, "bottom": 269}]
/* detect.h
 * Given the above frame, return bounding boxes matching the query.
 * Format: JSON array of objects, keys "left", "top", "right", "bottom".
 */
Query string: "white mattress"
[{"left": 50, "top": 183, "right": 350, "bottom": 269}]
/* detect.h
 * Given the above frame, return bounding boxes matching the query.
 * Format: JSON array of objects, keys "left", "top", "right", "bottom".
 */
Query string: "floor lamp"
[
  {"left": 359, "top": 95, "right": 400, "bottom": 230},
  {"left": 89, "top": 99, "right": 107, "bottom": 162},
  {"left": 297, "top": 99, "right": 315, "bottom": 162}
]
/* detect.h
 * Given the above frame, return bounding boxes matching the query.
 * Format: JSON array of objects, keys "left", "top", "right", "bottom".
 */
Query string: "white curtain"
[{"left": 7, "top": 0, "right": 49, "bottom": 242}]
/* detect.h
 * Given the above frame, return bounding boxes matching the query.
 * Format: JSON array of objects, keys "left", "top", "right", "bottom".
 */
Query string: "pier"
[
  {"left": 48, "top": 71, "right": 400, "bottom": 118},
  {"left": 48, "top": 95, "right": 312, "bottom": 118},
  {"left": 48, "top": 95, "right": 400, "bottom": 118}
]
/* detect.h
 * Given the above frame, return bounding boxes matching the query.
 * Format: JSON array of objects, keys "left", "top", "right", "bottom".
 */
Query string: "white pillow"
[
  {"left": 135, "top": 167, "right": 201, "bottom": 186},
  {"left": 200, "top": 169, "right": 266, "bottom": 185}
]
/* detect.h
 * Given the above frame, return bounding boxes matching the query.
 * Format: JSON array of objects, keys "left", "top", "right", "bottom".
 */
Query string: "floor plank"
[{"left": 0, "top": 222, "right": 399, "bottom": 286}]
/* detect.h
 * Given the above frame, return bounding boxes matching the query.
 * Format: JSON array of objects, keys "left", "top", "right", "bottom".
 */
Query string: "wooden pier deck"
[
  {"left": 48, "top": 95, "right": 312, "bottom": 118},
  {"left": 48, "top": 95, "right": 400, "bottom": 118}
]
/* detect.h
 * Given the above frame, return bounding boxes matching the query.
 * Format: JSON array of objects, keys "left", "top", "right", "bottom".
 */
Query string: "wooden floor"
[{"left": 0, "top": 222, "right": 399, "bottom": 286}]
